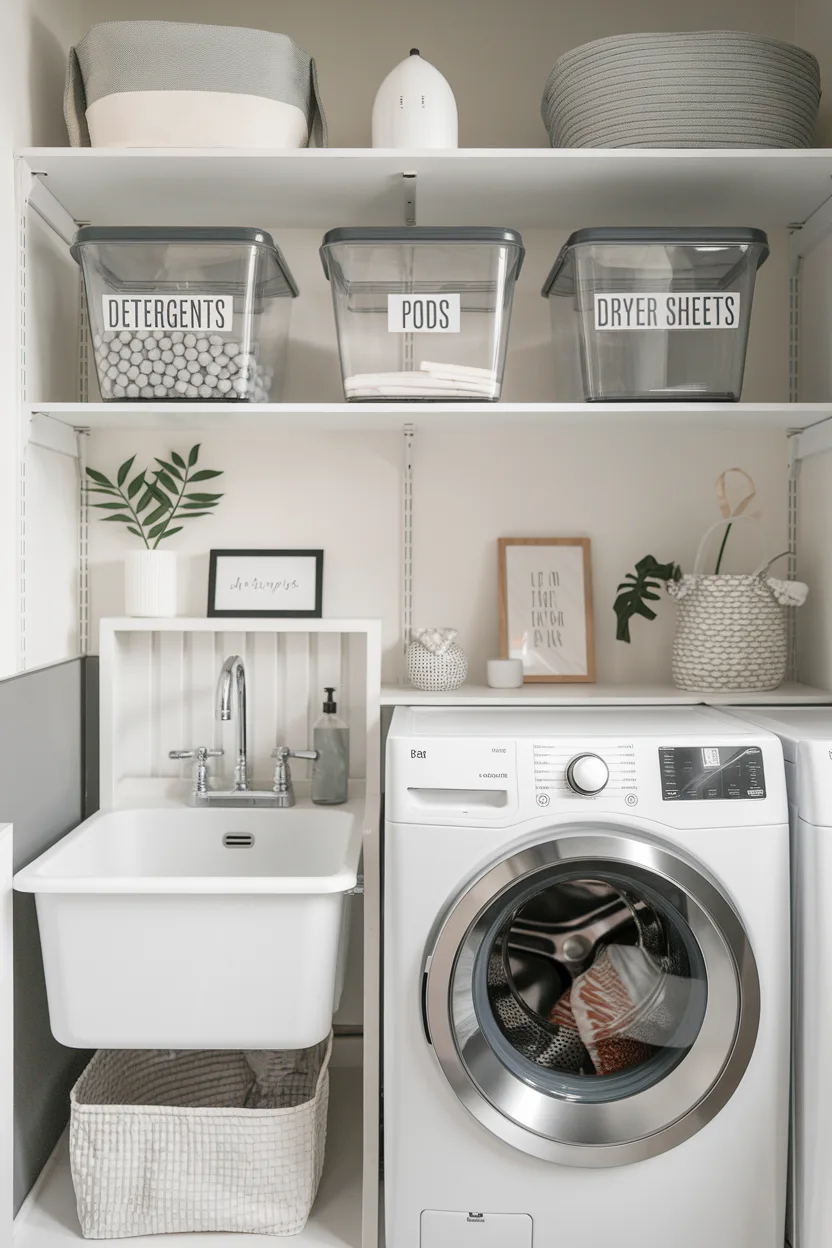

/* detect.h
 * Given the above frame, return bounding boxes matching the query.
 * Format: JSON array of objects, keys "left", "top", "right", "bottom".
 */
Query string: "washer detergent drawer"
[{"left": 421, "top": 1211, "right": 532, "bottom": 1248}]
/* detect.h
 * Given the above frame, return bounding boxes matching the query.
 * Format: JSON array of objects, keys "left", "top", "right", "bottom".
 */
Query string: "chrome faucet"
[
  {"left": 271, "top": 746, "right": 318, "bottom": 808},
  {"left": 216, "top": 655, "right": 248, "bottom": 790}
]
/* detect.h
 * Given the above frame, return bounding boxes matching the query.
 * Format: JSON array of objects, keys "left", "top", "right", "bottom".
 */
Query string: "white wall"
[{"left": 31, "top": 0, "right": 798, "bottom": 148}]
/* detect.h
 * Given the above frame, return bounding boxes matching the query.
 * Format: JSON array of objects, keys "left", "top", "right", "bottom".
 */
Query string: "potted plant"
[
  {"left": 614, "top": 470, "right": 807, "bottom": 692},
  {"left": 87, "top": 443, "right": 223, "bottom": 617}
]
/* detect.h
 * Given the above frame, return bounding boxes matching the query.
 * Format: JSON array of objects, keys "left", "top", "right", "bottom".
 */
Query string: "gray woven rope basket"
[
  {"left": 542, "top": 32, "right": 820, "bottom": 148},
  {"left": 69, "top": 1036, "right": 331, "bottom": 1238}
]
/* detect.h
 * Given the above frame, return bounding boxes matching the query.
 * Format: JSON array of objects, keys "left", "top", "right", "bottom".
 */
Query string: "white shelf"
[
  {"left": 27, "top": 402, "right": 832, "bottom": 436},
  {"left": 380, "top": 682, "right": 832, "bottom": 706},
  {"left": 18, "top": 147, "right": 832, "bottom": 229},
  {"left": 14, "top": 1066, "right": 362, "bottom": 1248}
]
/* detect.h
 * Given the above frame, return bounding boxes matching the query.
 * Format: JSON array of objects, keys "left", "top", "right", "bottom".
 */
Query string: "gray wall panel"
[{"left": 1, "top": 659, "right": 90, "bottom": 1213}]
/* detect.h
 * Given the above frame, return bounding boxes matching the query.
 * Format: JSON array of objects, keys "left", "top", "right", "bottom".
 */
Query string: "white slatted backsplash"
[{"left": 109, "top": 626, "right": 371, "bottom": 792}]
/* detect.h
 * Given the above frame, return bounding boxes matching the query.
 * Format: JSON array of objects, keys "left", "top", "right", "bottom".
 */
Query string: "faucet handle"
[
  {"left": 169, "top": 747, "right": 224, "bottom": 761},
  {"left": 271, "top": 747, "right": 318, "bottom": 761}
]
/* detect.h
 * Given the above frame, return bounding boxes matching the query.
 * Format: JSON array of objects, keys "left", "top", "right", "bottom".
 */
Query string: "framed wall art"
[
  {"left": 498, "top": 537, "right": 595, "bottom": 683},
  {"left": 207, "top": 549, "right": 324, "bottom": 619}
]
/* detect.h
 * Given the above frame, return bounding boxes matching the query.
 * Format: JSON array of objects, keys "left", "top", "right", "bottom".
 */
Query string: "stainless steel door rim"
[{"left": 424, "top": 828, "right": 760, "bottom": 1168}]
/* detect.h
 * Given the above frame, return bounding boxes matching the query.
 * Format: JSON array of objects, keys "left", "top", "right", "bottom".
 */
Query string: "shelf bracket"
[
  {"left": 16, "top": 161, "right": 78, "bottom": 249},
  {"left": 402, "top": 173, "right": 417, "bottom": 227}
]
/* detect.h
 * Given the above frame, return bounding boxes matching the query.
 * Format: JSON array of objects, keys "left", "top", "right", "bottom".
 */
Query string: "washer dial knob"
[{"left": 566, "top": 753, "right": 610, "bottom": 795}]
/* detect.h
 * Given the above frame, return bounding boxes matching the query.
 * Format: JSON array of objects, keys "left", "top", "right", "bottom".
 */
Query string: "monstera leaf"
[{"left": 614, "top": 555, "right": 681, "bottom": 643}]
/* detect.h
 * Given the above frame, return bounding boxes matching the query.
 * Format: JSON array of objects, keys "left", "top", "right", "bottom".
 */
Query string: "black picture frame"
[{"left": 207, "top": 549, "right": 324, "bottom": 619}]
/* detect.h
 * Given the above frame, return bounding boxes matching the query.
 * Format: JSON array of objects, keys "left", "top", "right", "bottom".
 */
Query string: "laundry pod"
[{"left": 372, "top": 49, "right": 458, "bottom": 148}]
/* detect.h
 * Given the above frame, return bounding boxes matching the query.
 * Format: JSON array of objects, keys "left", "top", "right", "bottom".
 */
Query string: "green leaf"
[
  {"left": 156, "top": 526, "right": 183, "bottom": 542},
  {"left": 146, "top": 482, "right": 171, "bottom": 507},
  {"left": 145, "top": 504, "right": 170, "bottom": 526},
  {"left": 181, "top": 501, "right": 218, "bottom": 510},
  {"left": 613, "top": 556, "right": 681, "bottom": 644},
  {"left": 117, "top": 455, "right": 136, "bottom": 487},
  {"left": 102, "top": 513, "right": 134, "bottom": 523},
  {"left": 92, "top": 501, "right": 128, "bottom": 510},
  {"left": 171, "top": 450, "right": 187, "bottom": 471},
  {"left": 86, "top": 467, "right": 113, "bottom": 486},
  {"left": 154, "top": 458, "right": 183, "bottom": 481},
  {"left": 135, "top": 489, "right": 155, "bottom": 514},
  {"left": 127, "top": 526, "right": 145, "bottom": 540},
  {"left": 185, "top": 493, "right": 223, "bottom": 502},
  {"left": 180, "top": 511, "right": 213, "bottom": 519},
  {"left": 127, "top": 471, "right": 146, "bottom": 500},
  {"left": 155, "top": 470, "right": 179, "bottom": 494},
  {"left": 148, "top": 520, "right": 171, "bottom": 539},
  {"left": 187, "top": 444, "right": 201, "bottom": 467},
  {"left": 189, "top": 469, "right": 222, "bottom": 482},
  {"left": 87, "top": 485, "right": 118, "bottom": 495}
]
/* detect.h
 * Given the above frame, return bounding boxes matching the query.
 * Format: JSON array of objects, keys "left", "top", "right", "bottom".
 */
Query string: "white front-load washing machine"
[
  {"left": 384, "top": 705, "right": 790, "bottom": 1248},
  {"left": 723, "top": 705, "right": 832, "bottom": 1248}
]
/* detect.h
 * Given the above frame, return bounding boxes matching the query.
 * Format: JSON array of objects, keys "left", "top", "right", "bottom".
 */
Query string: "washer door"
[{"left": 423, "top": 828, "right": 760, "bottom": 1168}]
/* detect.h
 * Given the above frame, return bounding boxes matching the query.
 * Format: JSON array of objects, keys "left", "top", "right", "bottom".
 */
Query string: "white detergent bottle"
[{"left": 312, "top": 687, "right": 350, "bottom": 805}]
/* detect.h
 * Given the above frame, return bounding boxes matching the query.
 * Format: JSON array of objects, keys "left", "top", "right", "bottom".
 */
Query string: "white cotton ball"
[
  {"left": 129, "top": 352, "right": 142, "bottom": 366},
  {"left": 118, "top": 330, "right": 132, "bottom": 343},
  {"left": 204, "top": 373, "right": 218, "bottom": 388},
  {"left": 197, "top": 351, "right": 211, "bottom": 366},
  {"left": 152, "top": 384, "right": 166, "bottom": 397},
  {"left": 174, "top": 379, "right": 188, "bottom": 395},
  {"left": 112, "top": 383, "right": 126, "bottom": 398},
  {"left": 164, "top": 370, "right": 177, "bottom": 386},
  {"left": 135, "top": 373, "right": 149, "bottom": 389},
  {"left": 127, "top": 365, "right": 139, "bottom": 381},
  {"left": 232, "top": 377, "right": 249, "bottom": 395},
  {"left": 150, "top": 372, "right": 165, "bottom": 387},
  {"left": 136, "top": 329, "right": 150, "bottom": 340},
  {"left": 206, "top": 362, "right": 220, "bottom": 377},
  {"left": 172, "top": 342, "right": 185, "bottom": 357},
  {"left": 183, "top": 333, "right": 196, "bottom": 348},
  {"left": 159, "top": 337, "right": 172, "bottom": 351},
  {"left": 129, "top": 337, "right": 142, "bottom": 352},
  {"left": 208, "top": 344, "right": 223, "bottom": 358},
  {"left": 126, "top": 383, "right": 140, "bottom": 398},
  {"left": 185, "top": 384, "right": 198, "bottom": 397},
  {"left": 139, "top": 359, "right": 153, "bottom": 375},
  {"left": 184, "top": 347, "right": 197, "bottom": 362},
  {"left": 226, "top": 340, "right": 240, "bottom": 356},
  {"left": 147, "top": 347, "right": 161, "bottom": 361},
  {"left": 217, "top": 377, "right": 232, "bottom": 394},
  {"left": 177, "top": 368, "right": 190, "bottom": 382},
  {"left": 209, "top": 334, "right": 223, "bottom": 345},
  {"left": 232, "top": 353, "right": 248, "bottom": 369},
  {"left": 106, "top": 365, "right": 119, "bottom": 380},
  {"left": 161, "top": 350, "right": 174, "bottom": 364},
  {"left": 93, "top": 333, "right": 102, "bottom": 348},
  {"left": 170, "top": 330, "right": 183, "bottom": 343},
  {"left": 196, "top": 337, "right": 209, "bottom": 352},
  {"left": 116, "top": 358, "right": 130, "bottom": 373},
  {"left": 191, "top": 372, "right": 204, "bottom": 386},
  {"left": 198, "top": 384, "right": 212, "bottom": 398},
  {"left": 103, "top": 330, "right": 116, "bottom": 343},
  {"left": 215, "top": 353, "right": 229, "bottom": 369}
]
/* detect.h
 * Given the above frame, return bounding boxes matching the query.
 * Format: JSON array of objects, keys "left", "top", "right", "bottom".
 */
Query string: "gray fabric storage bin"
[
  {"left": 65, "top": 21, "right": 327, "bottom": 148},
  {"left": 69, "top": 1036, "right": 331, "bottom": 1238},
  {"left": 542, "top": 31, "right": 820, "bottom": 148}
]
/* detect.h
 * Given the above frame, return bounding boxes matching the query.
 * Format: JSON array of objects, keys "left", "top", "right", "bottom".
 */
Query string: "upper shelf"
[
  {"left": 18, "top": 148, "right": 832, "bottom": 230},
  {"left": 380, "top": 681, "right": 832, "bottom": 706}
]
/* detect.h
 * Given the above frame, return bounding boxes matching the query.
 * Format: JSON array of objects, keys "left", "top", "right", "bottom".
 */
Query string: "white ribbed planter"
[{"left": 124, "top": 549, "right": 177, "bottom": 617}]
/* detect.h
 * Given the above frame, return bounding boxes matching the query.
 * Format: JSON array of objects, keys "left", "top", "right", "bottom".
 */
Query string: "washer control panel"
[
  {"left": 659, "top": 745, "right": 767, "bottom": 801},
  {"left": 533, "top": 741, "right": 637, "bottom": 804}
]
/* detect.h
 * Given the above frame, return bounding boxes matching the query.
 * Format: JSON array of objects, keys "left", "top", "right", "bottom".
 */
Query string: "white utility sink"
[{"left": 14, "top": 799, "right": 364, "bottom": 1050}]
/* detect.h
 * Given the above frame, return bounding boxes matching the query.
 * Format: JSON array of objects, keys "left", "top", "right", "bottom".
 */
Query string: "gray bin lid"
[
  {"left": 71, "top": 226, "right": 299, "bottom": 297},
  {"left": 320, "top": 227, "right": 525, "bottom": 280},
  {"left": 542, "top": 227, "right": 769, "bottom": 298}
]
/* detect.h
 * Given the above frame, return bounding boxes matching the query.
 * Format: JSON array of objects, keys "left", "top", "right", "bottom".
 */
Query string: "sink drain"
[{"left": 223, "top": 833, "right": 255, "bottom": 848}]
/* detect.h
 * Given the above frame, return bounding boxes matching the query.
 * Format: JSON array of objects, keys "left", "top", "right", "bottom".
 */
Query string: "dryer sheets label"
[
  {"left": 388, "top": 293, "right": 461, "bottom": 332},
  {"left": 594, "top": 292, "right": 740, "bottom": 331}
]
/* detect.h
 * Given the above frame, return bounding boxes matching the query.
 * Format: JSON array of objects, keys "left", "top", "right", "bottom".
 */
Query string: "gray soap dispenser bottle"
[{"left": 311, "top": 687, "right": 350, "bottom": 805}]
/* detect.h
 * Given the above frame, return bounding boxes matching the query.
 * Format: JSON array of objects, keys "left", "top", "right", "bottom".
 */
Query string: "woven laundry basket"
[
  {"left": 65, "top": 22, "right": 327, "bottom": 148},
  {"left": 69, "top": 1035, "right": 331, "bottom": 1238},
  {"left": 542, "top": 31, "right": 820, "bottom": 148},
  {"left": 667, "top": 521, "right": 807, "bottom": 692}
]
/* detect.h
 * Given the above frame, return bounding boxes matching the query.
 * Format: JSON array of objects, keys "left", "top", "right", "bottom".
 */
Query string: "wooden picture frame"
[
  {"left": 498, "top": 538, "right": 595, "bottom": 683},
  {"left": 207, "top": 549, "right": 324, "bottom": 619}
]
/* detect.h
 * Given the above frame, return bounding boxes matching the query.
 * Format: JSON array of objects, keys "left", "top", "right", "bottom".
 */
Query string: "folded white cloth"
[{"left": 344, "top": 361, "right": 498, "bottom": 399}]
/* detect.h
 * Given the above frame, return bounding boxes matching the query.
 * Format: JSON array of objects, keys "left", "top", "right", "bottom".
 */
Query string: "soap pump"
[{"left": 311, "top": 687, "right": 350, "bottom": 806}]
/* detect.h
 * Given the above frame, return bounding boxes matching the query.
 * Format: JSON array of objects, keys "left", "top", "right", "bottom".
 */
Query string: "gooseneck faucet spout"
[{"left": 216, "top": 655, "right": 248, "bottom": 791}]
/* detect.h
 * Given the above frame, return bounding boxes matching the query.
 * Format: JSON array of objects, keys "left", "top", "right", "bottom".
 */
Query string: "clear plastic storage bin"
[
  {"left": 71, "top": 227, "right": 298, "bottom": 402},
  {"left": 320, "top": 227, "right": 525, "bottom": 401},
  {"left": 542, "top": 228, "right": 769, "bottom": 402}
]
